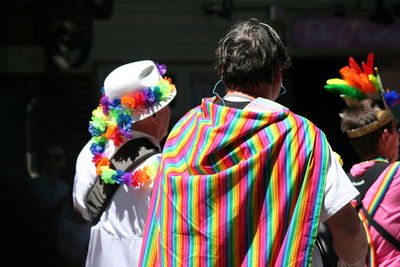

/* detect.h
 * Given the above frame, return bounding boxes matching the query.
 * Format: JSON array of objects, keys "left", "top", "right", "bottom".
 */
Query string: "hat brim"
[{"left": 130, "top": 87, "right": 177, "bottom": 123}]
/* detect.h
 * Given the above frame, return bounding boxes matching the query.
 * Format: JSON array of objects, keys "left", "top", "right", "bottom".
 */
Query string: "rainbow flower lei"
[
  {"left": 88, "top": 63, "right": 174, "bottom": 187},
  {"left": 96, "top": 156, "right": 160, "bottom": 187}
]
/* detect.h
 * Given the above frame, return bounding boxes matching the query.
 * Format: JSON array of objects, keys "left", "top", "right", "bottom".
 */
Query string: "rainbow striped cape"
[{"left": 139, "top": 97, "right": 330, "bottom": 266}]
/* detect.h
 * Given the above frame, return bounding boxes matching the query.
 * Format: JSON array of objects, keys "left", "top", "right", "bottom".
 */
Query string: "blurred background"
[{"left": 2, "top": 0, "right": 400, "bottom": 266}]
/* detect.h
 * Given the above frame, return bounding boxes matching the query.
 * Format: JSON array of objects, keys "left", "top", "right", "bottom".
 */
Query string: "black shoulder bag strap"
[
  {"left": 348, "top": 162, "right": 400, "bottom": 250},
  {"left": 348, "top": 162, "right": 389, "bottom": 206},
  {"left": 361, "top": 206, "right": 400, "bottom": 250},
  {"left": 86, "top": 137, "right": 160, "bottom": 225}
]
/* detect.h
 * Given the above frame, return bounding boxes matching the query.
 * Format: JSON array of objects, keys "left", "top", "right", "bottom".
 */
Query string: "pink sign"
[{"left": 292, "top": 17, "right": 400, "bottom": 48}]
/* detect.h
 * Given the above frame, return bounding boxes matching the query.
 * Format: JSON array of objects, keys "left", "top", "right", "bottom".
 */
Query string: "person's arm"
[
  {"left": 325, "top": 203, "right": 368, "bottom": 266},
  {"left": 73, "top": 142, "right": 98, "bottom": 221}
]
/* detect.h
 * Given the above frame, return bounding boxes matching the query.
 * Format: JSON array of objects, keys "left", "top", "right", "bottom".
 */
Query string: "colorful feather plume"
[{"left": 323, "top": 53, "right": 383, "bottom": 106}]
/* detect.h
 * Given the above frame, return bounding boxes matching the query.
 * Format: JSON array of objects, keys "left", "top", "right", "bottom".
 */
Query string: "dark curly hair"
[
  {"left": 215, "top": 18, "right": 291, "bottom": 92},
  {"left": 340, "top": 98, "right": 394, "bottom": 158}
]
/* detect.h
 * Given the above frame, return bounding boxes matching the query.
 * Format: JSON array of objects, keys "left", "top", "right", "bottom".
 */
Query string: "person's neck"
[
  {"left": 130, "top": 128, "right": 161, "bottom": 145},
  {"left": 226, "top": 83, "right": 276, "bottom": 100}
]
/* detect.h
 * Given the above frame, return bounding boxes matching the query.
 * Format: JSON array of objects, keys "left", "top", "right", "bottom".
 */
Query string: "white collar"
[{"left": 223, "top": 94, "right": 253, "bottom": 102}]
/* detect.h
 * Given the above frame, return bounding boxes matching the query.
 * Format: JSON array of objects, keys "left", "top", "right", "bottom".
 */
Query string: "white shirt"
[
  {"left": 223, "top": 95, "right": 359, "bottom": 266},
  {"left": 73, "top": 131, "right": 161, "bottom": 267}
]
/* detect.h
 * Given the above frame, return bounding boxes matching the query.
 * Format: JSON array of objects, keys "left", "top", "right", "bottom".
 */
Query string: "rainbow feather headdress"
[
  {"left": 324, "top": 53, "right": 400, "bottom": 138},
  {"left": 88, "top": 60, "right": 176, "bottom": 186}
]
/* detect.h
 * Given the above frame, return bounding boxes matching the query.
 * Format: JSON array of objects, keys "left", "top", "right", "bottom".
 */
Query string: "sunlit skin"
[
  {"left": 154, "top": 105, "right": 171, "bottom": 141},
  {"left": 366, "top": 120, "right": 400, "bottom": 163},
  {"left": 132, "top": 105, "right": 171, "bottom": 142},
  {"left": 384, "top": 121, "right": 400, "bottom": 162}
]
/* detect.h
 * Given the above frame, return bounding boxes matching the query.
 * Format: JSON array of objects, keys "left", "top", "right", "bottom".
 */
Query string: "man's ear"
[
  {"left": 380, "top": 129, "right": 390, "bottom": 148},
  {"left": 272, "top": 64, "right": 282, "bottom": 84}
]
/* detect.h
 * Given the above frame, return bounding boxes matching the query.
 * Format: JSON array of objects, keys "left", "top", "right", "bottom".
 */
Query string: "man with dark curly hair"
[{"left": 139, "top": 18, "right": 367, "bottom": 267}]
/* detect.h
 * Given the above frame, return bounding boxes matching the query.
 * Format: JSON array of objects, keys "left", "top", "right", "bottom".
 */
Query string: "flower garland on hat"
[{"left": 88, "top": 63, "right": 175, "bottom": 187}]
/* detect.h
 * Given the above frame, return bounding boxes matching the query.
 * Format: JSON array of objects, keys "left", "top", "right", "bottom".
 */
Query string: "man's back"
[
  {"left": 140, "top": 97, "right": 331, "bottom": 266},
  {"left": 140, "top": 18, "right": 367, "bottom": 267}
]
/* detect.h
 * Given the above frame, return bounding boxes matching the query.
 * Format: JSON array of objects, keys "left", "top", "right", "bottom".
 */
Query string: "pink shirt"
[{"left": 350, "top": 162, "right": 400, "bottom": 267}]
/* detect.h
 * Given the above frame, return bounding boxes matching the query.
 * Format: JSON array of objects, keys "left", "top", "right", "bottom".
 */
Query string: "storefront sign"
[{"left": 292, "top": 17, "right": 400, "bottom": 49}]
